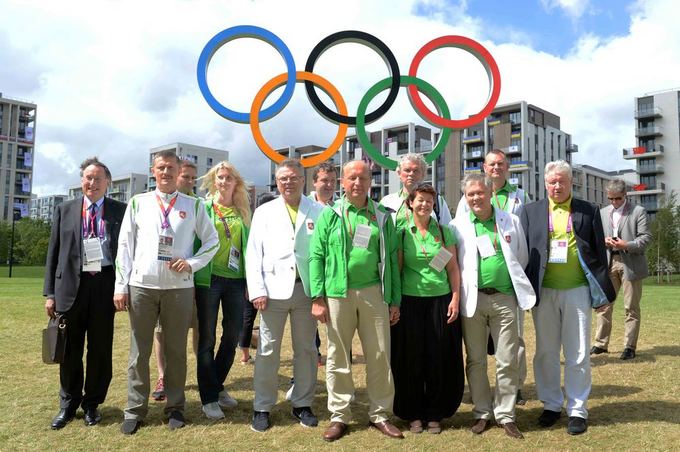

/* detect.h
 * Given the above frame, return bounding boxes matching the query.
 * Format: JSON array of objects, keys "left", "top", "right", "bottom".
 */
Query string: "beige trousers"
[
  {"left": 325, "top": 284, "right": 394, "bottom": 424},
  {"left": 594, "top": 255, "right": 643, "bottom": 350},
  {"left": 462, "top": 291, "right": 519, "bottom": 424}
]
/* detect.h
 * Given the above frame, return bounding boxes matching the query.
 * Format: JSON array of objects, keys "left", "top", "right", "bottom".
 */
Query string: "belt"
[{"left": 479, "top": 287, "right": 500, "bottom": 295}]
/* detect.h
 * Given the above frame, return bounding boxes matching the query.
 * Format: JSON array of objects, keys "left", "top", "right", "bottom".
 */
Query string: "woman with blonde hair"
[{"left": 194, "top": 161, "right": 251, "bottom": 420}]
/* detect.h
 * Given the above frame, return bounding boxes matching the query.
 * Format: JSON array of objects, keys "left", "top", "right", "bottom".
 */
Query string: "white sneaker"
[
  {"left": 202, "top": 402, "right": 225, "bottom": 420},
  {"left": 218, "top": 390, "right": 238, "bottom": 409}
]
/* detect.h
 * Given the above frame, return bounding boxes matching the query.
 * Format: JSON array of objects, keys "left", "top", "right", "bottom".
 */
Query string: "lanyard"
[
  {"left": 344, "top": 199, "right": 374, "bottom": 238},
  {"left": 155, "top": 194, "right": 178, "bottom": 230},
  {"left": 548, "top": 206, "right": 573, "bottom": 234},
  {"left": 493, "top": 190, "right": 510, "bottom": 212},
  {"left": 411, "top": 220, "right": 441, "bottom": 259},
  {"left": 213, "top": 202, "right": 233, "bottom": 239},
  {"left": 82, "top": 202, "right": 104, "bottom": 239}
]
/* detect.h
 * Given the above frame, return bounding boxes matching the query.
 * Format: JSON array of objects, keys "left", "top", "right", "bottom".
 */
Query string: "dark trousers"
[
  {"left": 196, "top": 276, "right": 245, "bottom": 404},
  {"left": 59, "top": 268, "right": 115, "bottom": 411},
  {"left": 238, "top": 296, "right": 258, "bottom": 349},
  {"left": 391, "top": 293, "right": 464, "bottom": 422}
]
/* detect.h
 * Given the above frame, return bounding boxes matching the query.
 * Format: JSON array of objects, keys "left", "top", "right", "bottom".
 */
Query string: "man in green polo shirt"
[
  {"left": 455, "top": 148, "right": 531, "bottom": 403},
  {"left": 453, "top": 173, "right": 536, "bottom": 440},
  {"left": 309, "top": 160, "right": 402, "bottom": 442}
]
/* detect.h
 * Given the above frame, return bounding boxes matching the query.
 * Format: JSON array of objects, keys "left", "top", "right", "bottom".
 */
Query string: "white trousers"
[{"left": 533, "top": 285, "right": 591, "bottom": 419}]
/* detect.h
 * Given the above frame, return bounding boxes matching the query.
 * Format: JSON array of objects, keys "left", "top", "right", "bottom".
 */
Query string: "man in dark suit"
[
  {"left": 520, "top": 160, "right": 616, "bottom": 436},
  {"left": 44, "top": 157, "right": 126, "bottom": 429}
]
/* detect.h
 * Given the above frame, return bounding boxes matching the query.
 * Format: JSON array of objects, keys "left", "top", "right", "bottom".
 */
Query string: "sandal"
[
  {"left": 427, "top": 421, "right": 442, "bottom": 434},
  {"left": 409, "top": 420, "right": 423, "bottom": 434}
]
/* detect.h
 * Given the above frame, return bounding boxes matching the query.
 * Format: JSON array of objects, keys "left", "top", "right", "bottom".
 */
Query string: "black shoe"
[
  {"left": 84, "top": 407, "right": 102, "bottom": 426},
  {"left": 516, "top": 390, "right": 526, "bottom": 406},
  {"left": 620, "top": 348, "right": 636, "bottom": 360},
  {"left": 538, "top": 410, "right": 562, "bottom": 427},
  {"left": 567, "top": 416, "right": 587, "bottom": 435},
  {"left": 590, "top": 346, "right": 608, "bottom": 355},
  {"left": 167, "top": 411, "right": 186, "bottom": 430},
  {"left": 51, "top": 409, "right": 76, "bottom": 430},
  {"left": 251, "top": 411, "right": 270, "bottom": 432},
  {"left": 292, "top": 406, "right": 318, "bottom": 427},
  {"left": 121, "top": 419, "right": 141, "bottom": 435}
]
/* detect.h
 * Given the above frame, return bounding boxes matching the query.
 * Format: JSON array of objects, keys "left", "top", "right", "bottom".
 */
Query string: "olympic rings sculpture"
[{"left": 197, "top": 25, "right": 501, "bottom": 170}]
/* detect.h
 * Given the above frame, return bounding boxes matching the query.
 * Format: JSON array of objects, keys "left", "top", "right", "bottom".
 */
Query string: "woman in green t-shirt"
[
  {"left": 194, "top": 161, "right": 251, "bottom": 419},
  {"left": 391, "top": 183, "right": 464, "bottom": 434}
]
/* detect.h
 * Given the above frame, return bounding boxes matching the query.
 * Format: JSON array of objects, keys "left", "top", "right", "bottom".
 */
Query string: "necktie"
[{"left": 90, "top": 204, "right": 98, "bottom": 237}]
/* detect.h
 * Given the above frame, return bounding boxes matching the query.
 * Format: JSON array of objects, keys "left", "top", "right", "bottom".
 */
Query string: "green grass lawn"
[{"left": 1, "top": 267, "right": 679, "bottom": 451}]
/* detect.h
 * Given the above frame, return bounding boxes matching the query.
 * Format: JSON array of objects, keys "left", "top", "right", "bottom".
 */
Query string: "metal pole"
[{"left": 8, "top": 209, "right": 19, "bottom": 278}]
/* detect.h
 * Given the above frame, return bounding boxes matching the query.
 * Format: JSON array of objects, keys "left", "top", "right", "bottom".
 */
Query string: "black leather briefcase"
[{"left": 42, "top": 314, "right": 67, "bottom": 364}]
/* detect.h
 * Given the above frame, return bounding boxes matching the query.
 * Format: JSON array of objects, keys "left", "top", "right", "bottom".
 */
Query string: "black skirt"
[{"left": 391, "top": 293, "right": 464, "bottom": 422}]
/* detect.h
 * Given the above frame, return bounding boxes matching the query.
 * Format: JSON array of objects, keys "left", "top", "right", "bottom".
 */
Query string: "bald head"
[{"left": 342, "top": 160, "right": 371, "bottom": 207}]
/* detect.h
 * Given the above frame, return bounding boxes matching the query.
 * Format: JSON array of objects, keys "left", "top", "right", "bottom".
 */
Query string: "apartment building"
[
  {"left": 30, "top": 194, "right": 67, "bottom": 222},
  {"left": 69, "top": 172, "right": 147, "bottom": 203},
  {"left": 623, "top": 88, "right": 680, "bottom": 217},
  {"left": 0, "top": 93, "right": 36, "bottom": 220}
]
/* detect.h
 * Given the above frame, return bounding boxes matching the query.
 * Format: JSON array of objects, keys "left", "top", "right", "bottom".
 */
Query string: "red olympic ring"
[{"left": 407, "top": 35, "right": 501, "bottom": 129}]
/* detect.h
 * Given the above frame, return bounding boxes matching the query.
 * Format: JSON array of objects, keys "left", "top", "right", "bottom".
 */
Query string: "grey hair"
[
  {"left": 276, "top": 158, "right": 304, "bottom": 176},
  {"left": 461, "top": 172, "right": 493, "bottom": 193},
  {"left": 80, "top": 156, "right": 112, "bottom": 180},
  {"left": 397, "top": 153, "right": 427, "bottom": 175},
  {"left": 606, "top": 179, "right": 627, "bottom": 194},
  {"left": 544, "top": 160, "right": 572, "bottom": 180}
]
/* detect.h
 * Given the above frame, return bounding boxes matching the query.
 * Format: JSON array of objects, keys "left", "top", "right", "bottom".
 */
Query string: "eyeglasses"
[
  {"left": 608, "top": 196, "right": 624, "bottom": 201},
  {"left": 277, "top": 176, "right": 302, "bottom": 183}
]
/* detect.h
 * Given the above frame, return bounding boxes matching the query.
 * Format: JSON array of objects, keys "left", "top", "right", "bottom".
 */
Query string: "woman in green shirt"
[
  {"left": 194, "top": 161, "right": 251, "bottom": 419},
  {"left": 391, "top": 184, "right": 464, "bottom": 434}
]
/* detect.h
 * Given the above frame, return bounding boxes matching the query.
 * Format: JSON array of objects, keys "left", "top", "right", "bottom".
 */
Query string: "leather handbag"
[{"left": 42, "top": 314, "right": 67, "bottom": 364}]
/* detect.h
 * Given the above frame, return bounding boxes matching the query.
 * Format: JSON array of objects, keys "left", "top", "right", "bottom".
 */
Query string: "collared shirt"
[
  {"left": 285, "top": 202, "right": 298, "bottom": 226},
  {"left": 345, "top": 200, "right": 380, "bottom": 289},
  {"left": 492, "top": 181, "right": 516, "bottom": 212},
  {"left": 393, "top": 189, "right": 411, "bottom": 231},
  {"left": 211, "top": 204, "right": 244, "bottom": 279},
  {"left": 400, "top": 216, "right": 456, "bottom": 297},
  {"left": 612, "top": 200, "right": 627, "bottom": 236},
  {"left": 83, "top": 196, "right": 112, "bottom": 266},
  {"left": 542, "top": 195, "right": 588, "bottom": 289},
  {"left": 472, "top": 210, "right": 514, "bottom": 295},
  {"left": 308, "top": 191, "right": 336, "bottom": 206}
]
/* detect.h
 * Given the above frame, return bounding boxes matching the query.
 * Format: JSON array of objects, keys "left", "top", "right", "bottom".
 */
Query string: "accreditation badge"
[
  {"left": 228, "top": 245, "right": 241, "bottom": 273},
  {"left": 475, "top": 234, "right": 495, "bottom": 259},
  {"left": 429, "top": 247, "right": 453, "bottom": 272},
  {"left": 548, "top": 239, "right": 568, "bottom": 264},
  {"left": 157, "top": 233, "right": 174, "bottom": 262},
  {"left": 352, "top": 223, "right": 372, "bottom": 249}
]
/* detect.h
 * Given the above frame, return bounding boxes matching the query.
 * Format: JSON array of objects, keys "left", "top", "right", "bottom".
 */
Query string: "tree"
[
  {"left": 647, "top": 192, "right": 680, "bottom": 279},
  {"left": 0, "top": 220, "right": 11, "bottom": 264},
  {"left": 13, "top": 217, "right": 52, "bottom": 265}
]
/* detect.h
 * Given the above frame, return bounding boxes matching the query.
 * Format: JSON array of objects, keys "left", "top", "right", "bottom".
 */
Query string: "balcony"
[
  {"left": 464, "top": 166, "right": 483, "bottom": 174},
  {"left": 487, "top": 119, "right": 501, "bottom": 126},
  {"left": 511, "top": 132, "right": 521, "bottom": 139},
  {"left": 567, "top": 144, "right": 579, "bottom": 153},
  {"left": 509, "top": 160, "right": 531, "bottom": 172},
  {"left": 502, "top": 145, "right": 521, "bottom": 155},
  {"left": 463, "top": 135, "right": 484, "bottom": 144},
  {"left": 635, "top": 126, "right": 662, "bottom": 137},
  {"left": 638, "top": 164, "right": 664, "bottom": 175},
  {"left": 628, "top": 182, "right": 665, "bottom": 195},
  {"left": 635, "top": 107, "right": 662, "bottom": 119},
  {"left": 465, "top": 150, "right": 485, "bottom": 160},
  {"left": 622, "top": 145, "right": 664, "bottom": 159}
]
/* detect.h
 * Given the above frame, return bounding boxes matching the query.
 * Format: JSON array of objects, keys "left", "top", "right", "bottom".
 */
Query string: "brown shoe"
[
  {"left": 369, "top": 420, "right": 404, "bottom": 439},
  {"left": 500, "top": 422, "right": 524, "bottom": 439},
  {"left": 323, "top": 422, "right": 348, "bottom": 442},
  {"left": 470, "top": 418, "right": 489, "bottom": 434}
]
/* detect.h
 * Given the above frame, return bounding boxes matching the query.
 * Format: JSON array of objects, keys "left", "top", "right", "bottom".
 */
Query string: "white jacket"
[
  {"left": 380, "top": 192, "right": 452, "bottom": 225},
  {"left": 114, "top": 190, "right": 219, "bottom": 293},
  {"left": 452, "top": 207, "right": 536, "bottom": 318},
  {"left": 246, "top": 195, "right": 323, "bottom": 300}
]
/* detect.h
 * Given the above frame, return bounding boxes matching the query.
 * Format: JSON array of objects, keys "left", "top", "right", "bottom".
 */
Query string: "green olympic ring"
[{"left": 355, "top": 75, "right": 451, "bottom": 171}]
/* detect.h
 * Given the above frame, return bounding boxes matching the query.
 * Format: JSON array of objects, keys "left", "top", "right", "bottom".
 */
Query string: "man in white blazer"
[
  {"left": 246, "top": 158, "right": 324, "bottom": 433},
  {"left": 453, "top": 173, "right": 536, "bottom": 440}
]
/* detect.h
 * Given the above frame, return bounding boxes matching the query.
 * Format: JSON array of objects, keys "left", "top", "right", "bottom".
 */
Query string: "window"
[
  {"left": 207, "top": 157, "right": 213, "bottom": 168},
  {"left": 509, "top": 111, "right": 521, "bottom": 124}
]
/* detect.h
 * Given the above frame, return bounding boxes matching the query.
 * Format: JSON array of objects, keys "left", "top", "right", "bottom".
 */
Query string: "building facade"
[
  {"left": 69, "top": 172, "right": 147, "bottom": 203},
  {"left": 623, "top": 88, "right": 680, "bottom": 216},
  {"left": 148, "top": 143, "right": 229, "bottom": 196},
  {"left": 461, "top": 101, "right": 578, "bottom": 202},
  {"left": 0, "top": 94, "right": 36, "bottom": 220},
  {"left": 30, "top": 194, "right": 67, "bottom": 222}
]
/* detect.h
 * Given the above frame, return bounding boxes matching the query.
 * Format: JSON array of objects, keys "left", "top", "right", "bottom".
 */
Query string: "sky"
[{"left": 1, "top": 0, "right": 679, "bottom": 196}]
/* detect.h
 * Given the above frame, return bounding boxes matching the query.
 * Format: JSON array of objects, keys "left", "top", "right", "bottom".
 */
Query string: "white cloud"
[
  {"left": 540, "top": 0, "right": 592, "bottom": 21},
  {"left": 1, "top": 0, "right": 678, "bottom": 196}
]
